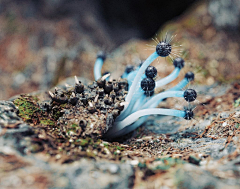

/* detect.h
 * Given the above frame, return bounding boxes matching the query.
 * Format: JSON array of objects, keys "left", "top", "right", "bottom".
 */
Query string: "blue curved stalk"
[
  {"left": 132, "top": 94, "right": 147, "bottom": 113},
  {"left": 126, "top": 67, "right": 142, "bottom": 87},
  {"left": 155, "top": 67, "right": 180, "bottom": 88},
  {"left": 110, "top": 116, "right": 148, "bottom": 138},
  {"left": 127, "top": 70, "right": 138, "bottom": 87},
  {"left": 141, "top": 91, "right": 184, "bottom": 110},
  {"left": 125, "top": 52, "right": 159, "bottom": 103},
  {"left": 106, "top": 108, "right": 185, "bottom": 136},
  {"left": 168, "top": 78, "right": 189, "bottom": 91},
  {"left": 116, "top": 90, "right": 144, "bottom": 121},
  {"left": 94, "top": 58, "right": 104, "bottom": 80}
]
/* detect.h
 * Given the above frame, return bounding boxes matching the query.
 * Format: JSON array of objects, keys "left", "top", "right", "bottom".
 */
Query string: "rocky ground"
[
  {"left": 0, "top": 1, "right": 240, "bottom": 189},
  {"left": 1, "top": 77, "right": 240, "bottom": 189}
]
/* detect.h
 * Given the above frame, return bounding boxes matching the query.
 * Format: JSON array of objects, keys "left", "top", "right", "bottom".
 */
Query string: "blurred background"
[{"left": 0, "top": 0, "right": 240, "bottom": 100}]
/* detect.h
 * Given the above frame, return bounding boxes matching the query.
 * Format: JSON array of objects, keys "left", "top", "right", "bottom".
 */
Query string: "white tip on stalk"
[
  {"left": 49, "top": 91, "right": 54, "bottom": 98},
  {"left": 74, "top": 76, "right": 80, "bottom": 85},
  {"left": 101, "top": 73, "right": 111, "bottom": 81}
]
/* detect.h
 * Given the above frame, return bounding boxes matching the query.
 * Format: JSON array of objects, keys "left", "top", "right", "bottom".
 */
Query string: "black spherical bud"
[
  {"left": 97, "top": 51, "right": 106, "bottom": 61},
  {"left": 156, "top": 41, "right": 172, "bottom": 57},
  {"left": 183, "top": 89, "right": 197, "bottom": 102},
  {"left": 141, "top": 78, "right": 155, "bottom": 91},
  {"left": 184, "top": 108, "right": 194, "bottom": 120},
  {"left": 185, "top": 72, "right": 194, "bottom": 81},
  {"left": 173, "top": 58, "right": 184, "bottom": 69},
  {"left": 125, "top": 65, "right": 134, "bottom": 74},
  {"left": 145, "top": 66, "right": 157, "bottom": 78}
]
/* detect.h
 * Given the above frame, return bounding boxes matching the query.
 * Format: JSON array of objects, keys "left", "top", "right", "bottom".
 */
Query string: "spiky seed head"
[
  {"left": 185, "top": 72, "right": 194, "bottom": 81},
  {"left": 183, "top": 89, "right": 197, "bottom": 102},
  {"left": 184, "top": 108, "right": 194, "bottom": 120},
  {"left": 141, "top": 78, "right": 155, "bottom": 91},
  {"left": 145, "top": 66, "right": 157, "bottom": 78},
  {"left": 173, "top": 57, "right": 184, "bottom": 69},
  {"left": 156, "top": 41, "right": 172, "bottom": 57}
]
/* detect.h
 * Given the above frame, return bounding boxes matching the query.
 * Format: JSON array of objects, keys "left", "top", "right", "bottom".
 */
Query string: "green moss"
[
  {"left": 14, "top": 95, "right": 41, "bottom": 122},
  {"left": 40, "top": 119, "right": 55, "bottom": 126},
  {"left": 79, "top": 139, "right": 89, "bottom": 147},
  {"left": 116, "top": 146, "right": 125, "bottom": 151},
  {"left": 71, "top": 123, "right": 78, "bottom": 128},
  {"left": 14, "top": 95, "right": 56, "bottom": 126}
]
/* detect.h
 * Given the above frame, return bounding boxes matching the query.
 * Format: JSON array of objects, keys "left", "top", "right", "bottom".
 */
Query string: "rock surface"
[{"left": 1, "top": 81, "right": 240, "bottom": 188}]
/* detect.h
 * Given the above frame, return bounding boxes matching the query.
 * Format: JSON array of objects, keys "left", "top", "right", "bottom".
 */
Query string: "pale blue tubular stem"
[
  {"left": 94, "top": 58, "right": 104, "bottom": 80},
  {"left": 127, "top": 68, "right": 140, "bottom": 87},
  {"left": 110, "top": 116, "right": 148, "bottom": 138},
  {"left": 112, "top": 91, "right": 186, "bottom": 137},
  {"left": 125, "top": 52, "right": 159, "bottom": 103},
  {"left": 141, "top": 91, "right": 184, "bottom": 110},
  {"left": 106, "top": 108, "right": 185, "bottom": 136},
  {"left": 116, "top": 90, "right": 144, "bottom": 121},
  {"left": 134, "top": 79, "right": 187, "bottom": 113},
  {"left": 168, "top": 78, "right": 189, "bottom": 91},
  {"left": 127, "top": 71, "right": 137, "bottom": 87},
  {"left": 155, "top": 67, "right": 180, "bottom": 88},
  {"left": 132, "top": 94, "right": 147, "bottom": 113}
]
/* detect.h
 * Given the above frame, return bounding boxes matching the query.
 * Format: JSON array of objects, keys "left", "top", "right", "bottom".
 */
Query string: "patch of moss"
[
  {"left": 71, "top": 123, "right": 78, "bottom": 128},
  {"left": 13, "top": 94, "right": 56, "bottom": 126},
  {"left": 79, "top": 139, "right": 89, "bottom": 147},
  {"left": 40, "top": 119, "right": 55, "bottom": 126},
  {"left": 14, "top": 95, "right": 41, "bottom": 122}
]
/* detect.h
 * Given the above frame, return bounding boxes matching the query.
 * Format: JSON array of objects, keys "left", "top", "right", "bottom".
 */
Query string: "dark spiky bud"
[
  {"left": 145, "top": 66, "right": 157, "bottom": 78},
  {"left": 141, "top": 78, "right": 155, "bottom": 91},
  {"left": 185, "top": 72, "right": 194, "bottom": 81},
  {"left": 156, "top": 41, "right": 172, "bottom": 57},
  {"left": 173, "top": 58, "right": 184, "bottom": 69},
  {"left": 183, "top": 89, "right": 197, "bottom": 102}
]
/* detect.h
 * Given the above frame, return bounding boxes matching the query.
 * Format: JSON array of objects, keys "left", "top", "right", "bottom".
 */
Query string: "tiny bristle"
[
  {"left": 101, "top": 73, "right": 111, "bottom": 81},
  {"left": 49, "top": 91, "right": 54, "bottom": 98},
  {"left": 74, "top": 76, "right": 80, "bottom": 84}
]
